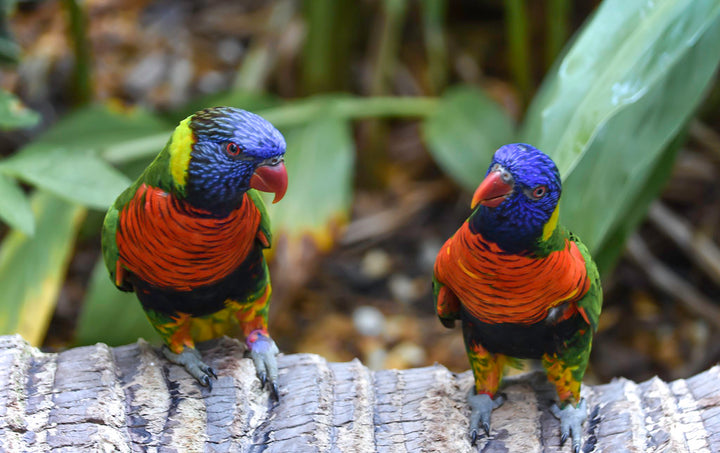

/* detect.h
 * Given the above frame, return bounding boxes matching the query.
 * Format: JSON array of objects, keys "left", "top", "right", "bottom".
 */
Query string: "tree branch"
[{"left": 0, "top": 334, "right": 718, "bottom": 452}]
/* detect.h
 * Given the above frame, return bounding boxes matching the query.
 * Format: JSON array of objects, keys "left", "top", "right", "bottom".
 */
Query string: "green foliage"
[
  {"left": 0, "top": 90, "right": 39, "bottom": 130},
  {"left": 75, "top": 261, "right": 160, "bottom": 347},
  {"left": 523, "top": 0, "right": 720, "bottom": 255},
  {"left": 0, "top": 0, "right": 717, "bottom": 348},
  {"left": 592, "top": 132, "right": 685, "bottom": 274},
  {"left": 0, "top": 106, "right": 171, "bottom": 229},
  {"left": 0, "top": 193, "right": 85, "bottom": 346},
  {"left": 423, "top": 86, "right": 515, "bottom": 191},
  {"left": 0, "top": 149, "right": 131, "bottom": 209},
  {"left": 0, "top": 173, "right": 33, "bottom": 235},
  {"left": 0, "top": 106, "right": 171, "bottom": 343},
  {"left": 424, "top": 0, "right": 720, "bottom": 268},
  {"left": 0, "top": 0, "right": 21, "bottom": 64},
  {"left": 269, "top": 118, "right": 355, "bottom": 249}
]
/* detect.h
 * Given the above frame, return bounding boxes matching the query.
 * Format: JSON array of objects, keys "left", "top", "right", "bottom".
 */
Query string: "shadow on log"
[{"left": 0, "top": 334, "right": 718, "bottom": 452}]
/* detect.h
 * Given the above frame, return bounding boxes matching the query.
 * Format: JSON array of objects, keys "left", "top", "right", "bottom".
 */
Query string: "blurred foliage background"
[{"left": 0, "top": 0, "right": 719, "bottom": 385}]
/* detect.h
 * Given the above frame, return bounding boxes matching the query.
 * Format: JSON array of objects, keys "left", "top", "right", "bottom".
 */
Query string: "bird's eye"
[
  {"left": 532, "top": 186, "right": 547, "bottom": 199},
  {"left": 226, "top": 142, "right": 241, "bottom": 156}
]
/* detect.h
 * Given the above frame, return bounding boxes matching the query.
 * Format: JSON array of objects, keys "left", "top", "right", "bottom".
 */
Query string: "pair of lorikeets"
[{"left": 102, "top": 107, "right": 601, "bottom": 451}]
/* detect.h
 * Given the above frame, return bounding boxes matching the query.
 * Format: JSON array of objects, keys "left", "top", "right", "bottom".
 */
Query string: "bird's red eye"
[
  {"left": 532, "top": 186, "right": 546, "bottom": 198},
  {"left": 226, "top": 142, "right": 241, "bottom": 156}
]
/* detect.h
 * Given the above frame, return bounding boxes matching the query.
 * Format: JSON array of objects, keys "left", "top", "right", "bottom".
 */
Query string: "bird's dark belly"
[
  {"left": 461, "top": 308, "right": 582, "bottom": 359},
  {"left": 130, "top": 247, "right": 267, "bottom": 317}
]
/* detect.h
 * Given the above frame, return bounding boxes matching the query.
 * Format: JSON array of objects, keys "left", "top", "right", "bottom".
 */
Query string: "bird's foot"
[
  {"left": 467, "top": 391, "right": 505, "bottom": 445},
  {"left": 550, "top": 398, "right": 587, "bottom": 453},
  {"left": 246, "top": 330, "right": 280, "bottom": 401},
  {"left": 162, "top": 346, "right": 218, "bottom": 391}
]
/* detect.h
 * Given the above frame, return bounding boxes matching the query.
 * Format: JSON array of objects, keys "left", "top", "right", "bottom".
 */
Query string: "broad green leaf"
[
  {"left": 423, "top": 85, "right": 515, "bottom": 191},
  {"left": 0, "top": 148, "right": 132, "bottom": 209},
  {"left": 0, "top": 104, "right": 177, "bottom": 209},
  {"left": 0, "top": 90, "right": 39, "bottom": 130},
  {"left": 20, "top": 104, "right": 172, "bottom": 166},
  {"left": 0, "top": 192, "right": 85, "bottom": 346},
  {"left": 593, "top": 130, "right": 683, "bottom": 275},
  {"left": 75, "top": 259, "right": 160, "bottom": 347},
  {"left": 0, "top": 173, "right": 33, "bottom": 235},
  {"left": 34, "top": 104, "right": 171, "bottom": 151},
  {"left": 268, "top": 118, "right": 355, "bottom": 250},
  {"left": 521, "top": 0, "right": 720, "bottom": 253}
]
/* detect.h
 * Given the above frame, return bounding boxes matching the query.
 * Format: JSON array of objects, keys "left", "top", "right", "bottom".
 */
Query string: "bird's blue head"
[
  {"left": 172, "top": 107, "right": 287, "bottom": 214},
  {"left": 468, "top": 143, "right": 562, "bottom": 254}
]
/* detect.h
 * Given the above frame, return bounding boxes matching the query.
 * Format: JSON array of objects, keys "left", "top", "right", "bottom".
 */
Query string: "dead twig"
[
  {"left": 341, "top": 180, "right": 453, "bottom": 246},
  {"left": 690, "top": 120, "right": 720, "bottom": 158},
  {"left": 625, "top": 234, "right": 720, "bottom": 330},
  {"left": 648, "top": 202, "right": 720, "bottom": 286}
]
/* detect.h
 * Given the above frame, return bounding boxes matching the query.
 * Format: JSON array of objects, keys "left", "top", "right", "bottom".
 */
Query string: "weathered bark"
[{"left": 0, "top": 334, "right": 718, "bottom": 452}]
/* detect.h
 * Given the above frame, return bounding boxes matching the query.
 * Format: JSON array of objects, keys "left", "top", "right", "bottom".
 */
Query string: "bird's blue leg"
[
  {"left": 463, "top": 321, "right": 507, "bottom": 445},
  {"left": 145, "top": 309, "right": 218, "bottom": 390},
  {"left": 542, "top": 327, "right": 593, "bottom": 453},
  {"left": 232, "top": 283, "right": 280, "bottom": 401}
]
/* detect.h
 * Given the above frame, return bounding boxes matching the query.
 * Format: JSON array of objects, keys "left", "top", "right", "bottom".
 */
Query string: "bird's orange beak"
[
  {"left": 250, "top": 160, "right": 288, "bottom": 203},
  {"left": 471, "top": 169, "right": 514, "bottom": 209}
]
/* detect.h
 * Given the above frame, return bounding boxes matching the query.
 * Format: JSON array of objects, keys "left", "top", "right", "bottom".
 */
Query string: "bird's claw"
[
  {"left": 162, "top": 346, "right": 218, "bottom": 391},
  {"left": 550, "top": 398, "right": 587, "bottom": 453},
  {"left": 467, "top": 391, "right": 505, "bottom": 445},
  {"left": 246, "top": 331, "right": 280, "bottom": 401},
  {"left": 470, "top": 429, "right": 478, "bottom": 446}
]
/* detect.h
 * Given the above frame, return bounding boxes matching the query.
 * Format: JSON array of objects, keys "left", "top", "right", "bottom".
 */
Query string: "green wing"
[
  {"left": 101, "top": 201, "right": 131, "bottom": 291},
  {"left": 570, "top": 234, "right": 602, "bottom": 332},
  {"left": 247, "top": 189, "right": 272, "bottom": 248}
]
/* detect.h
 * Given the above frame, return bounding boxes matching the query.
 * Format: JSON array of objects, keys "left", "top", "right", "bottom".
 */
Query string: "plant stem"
[
  {"left": 369, "top": 0, "right": 408, "bottom": 95},
  {"left": 421, "top": 0, "right": 448, "bottom": 94},
  {"left": 102, "top": 96, "right": 439, "bottom": 164},
  {"left": 63, "top": 0, "right": 92, "bottom": 105},
  {"left": 262, "top": 96, "right": 439, "bottom": 127},
  {"left": 505, "top": 0, "right": 531, "bottom": 102},
  {"left": 234, "top": 0, "right": 296, "bottom": 92},
  {"left": 301, "top": 0, "right": 357, "bottom": 94},
  {"left": 545, "top": 0, "right": 570, "bottom": 69}
]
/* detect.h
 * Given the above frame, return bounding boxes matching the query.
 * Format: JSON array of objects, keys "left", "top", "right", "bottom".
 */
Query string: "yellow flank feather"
[
  {"left": 542, "top": 204, "right": 560, "bottom": 241},
  {"left": 169, "top": 115, "right": 195, "bottom": 188}
]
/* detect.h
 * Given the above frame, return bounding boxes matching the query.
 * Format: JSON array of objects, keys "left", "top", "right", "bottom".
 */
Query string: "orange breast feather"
[
  {"left": 434, "top": 222, "right": 589, "bottom": 324},
  {"left": 117, "top": 184, "right": 261, "bottom": 291}
]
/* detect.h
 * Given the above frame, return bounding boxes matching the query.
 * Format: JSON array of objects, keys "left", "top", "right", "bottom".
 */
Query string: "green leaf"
[
  {"left": 0, "top": 104, "right": 176, "bottom": 209},
  {"left": 521, "top": 0, "right": 720, "bottom": 253},
  {"left": 0, "top": 90, "right": 40, "bottom": 130},
  {"left": 75, "top": 259, "right": 160, "bottom": 347},
  {"left": 0, "top": 192, "right": 85, "bottom": 346},
  {"left": 423, "top": 85, "right": 515, "bottom": 191},
  {"left": 593, "top": 129, "right": 685, "bottom": 275},
  {"left": 0, "top": 173, "right": 34, "bottom": 235},
  {"left": 0, "top": 148, "right": 132, "bottom": 209},
  {"left": 268, "top": 118, "right": 355, "bottom": 249},
  {"left": 35, "top": 104, "right": 171, "bottom": 150}
]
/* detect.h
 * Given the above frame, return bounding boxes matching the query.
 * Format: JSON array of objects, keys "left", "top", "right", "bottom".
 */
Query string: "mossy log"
[{"left": 0, "top": 334, "right": 718, "bottom": 452}]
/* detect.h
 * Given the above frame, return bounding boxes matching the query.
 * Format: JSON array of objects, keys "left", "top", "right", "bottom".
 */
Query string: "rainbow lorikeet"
[
  {"left": 433, "top": 144, "right": 602, "bottom": 452},
  {"left": 101, "top": 107, "right": 288, "bottom": 398}
]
